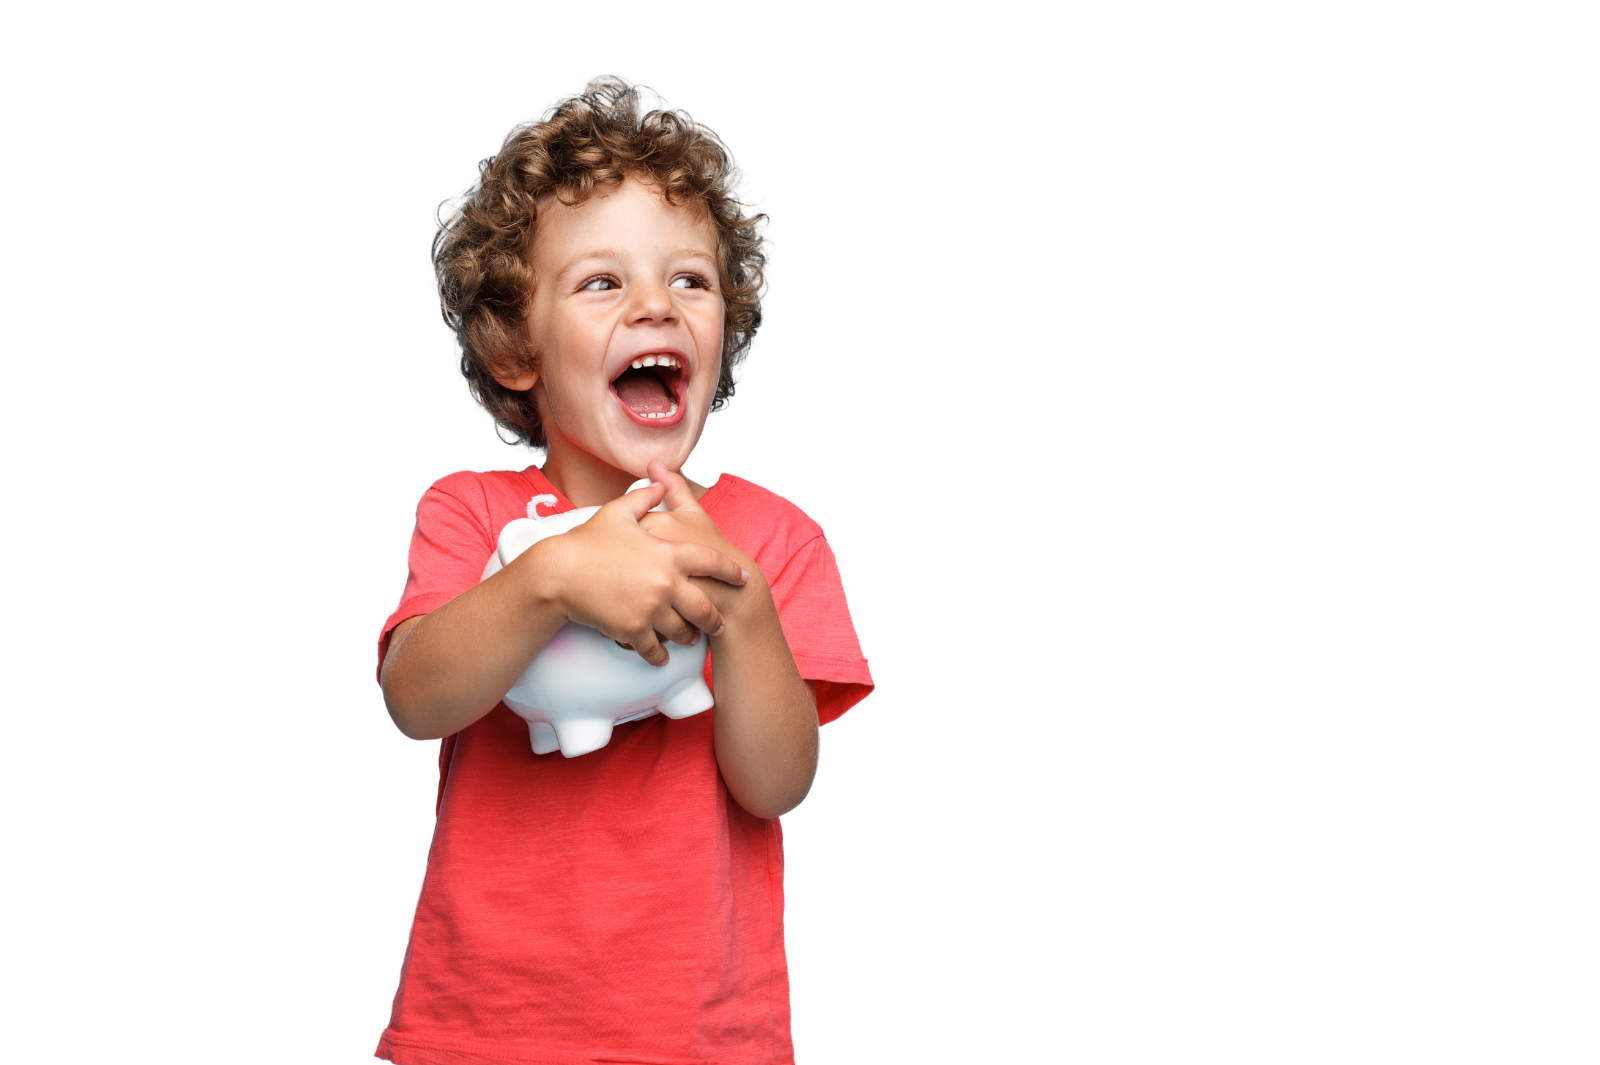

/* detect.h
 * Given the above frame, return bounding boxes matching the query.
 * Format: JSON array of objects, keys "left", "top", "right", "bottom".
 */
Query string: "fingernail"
[
  {"left": 740, "top": 569, "right": 749, "bottom": 583},
  {"left": 710, "top": 624, "right": 725, "bottom": 637}
]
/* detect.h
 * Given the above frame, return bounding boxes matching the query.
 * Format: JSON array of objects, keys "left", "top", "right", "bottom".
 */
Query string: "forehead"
[{"left": 530, "top": 178, "right": 717, "bottom": 267}]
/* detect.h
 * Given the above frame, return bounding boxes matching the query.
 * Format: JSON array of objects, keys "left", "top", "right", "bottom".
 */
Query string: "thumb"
[
  {"left": 615, "top": 479, "right": 668, "bottom": 521},
  {"left": 647, "top": 459, "right": 702, "bottom": 513}
]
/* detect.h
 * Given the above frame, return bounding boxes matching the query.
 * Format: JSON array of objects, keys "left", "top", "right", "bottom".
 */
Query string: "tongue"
[{"left": 615, "top": 374, "right": 674, "bottom": 415}]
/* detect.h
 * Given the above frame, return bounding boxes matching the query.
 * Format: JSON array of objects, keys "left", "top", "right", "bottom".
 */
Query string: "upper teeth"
[{"left": 631, "top": 355, "right": 681, "bottom": 370}]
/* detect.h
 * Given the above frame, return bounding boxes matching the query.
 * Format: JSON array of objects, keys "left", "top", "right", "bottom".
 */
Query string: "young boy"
[{"left": 375, "top": 79, "right": 873, "bottom": 1065}]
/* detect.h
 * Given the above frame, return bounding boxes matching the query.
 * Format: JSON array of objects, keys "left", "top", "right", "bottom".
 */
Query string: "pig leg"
[
  {"left": 552, "top": 717, "right": 616, "bottom": 758},
  {"left": 658, "top": 677, "right": 715, "bottom": 720},
  {"left": 527, "top": 720, "right": 560, "bottom": 755}
]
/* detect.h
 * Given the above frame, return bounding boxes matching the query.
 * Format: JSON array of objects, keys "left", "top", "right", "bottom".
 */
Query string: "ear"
[{"left": 492, "top": 366, "right": 539, "bottom": 391}]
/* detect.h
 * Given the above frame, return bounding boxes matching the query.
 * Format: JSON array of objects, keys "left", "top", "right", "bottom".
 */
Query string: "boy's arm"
[
  {"left": 705, "top": 595, "right": 821, "bottom": 819},
  {"left": 382, "top": 587, "right": 562, "bottom": 741},
  {"left": 382, "top": 482, "right": 748, "bottom": 740},
  {"left": 640, "top": 462, "right": 821, "bottom": 819}
]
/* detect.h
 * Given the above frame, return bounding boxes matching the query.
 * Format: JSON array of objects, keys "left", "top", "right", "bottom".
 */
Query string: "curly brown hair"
[{"left": 433, "top": 77, "right": 767, "bottom": 448}]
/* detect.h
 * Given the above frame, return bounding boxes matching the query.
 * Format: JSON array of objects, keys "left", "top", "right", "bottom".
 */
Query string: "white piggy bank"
[{"left": 480, "top": 490, "right": 714, "bottom": 758}]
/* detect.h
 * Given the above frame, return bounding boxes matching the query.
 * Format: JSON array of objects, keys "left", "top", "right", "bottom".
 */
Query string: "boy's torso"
[{"left": 377, "top": 466, "right": 871, "bottom": 1065}]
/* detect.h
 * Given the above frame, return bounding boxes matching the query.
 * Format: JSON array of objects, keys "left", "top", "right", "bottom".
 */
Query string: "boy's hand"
[
  {"left": 518, "top": 478, "right": 749, "bottom": 667},
  {"left": 637, "top": 460, "right": 765, "bottom": 613}
]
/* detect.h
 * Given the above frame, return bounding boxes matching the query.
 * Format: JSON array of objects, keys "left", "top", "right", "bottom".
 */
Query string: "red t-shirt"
[{"left": 375, "top": 467, "right": 872, "bottom": 1065}]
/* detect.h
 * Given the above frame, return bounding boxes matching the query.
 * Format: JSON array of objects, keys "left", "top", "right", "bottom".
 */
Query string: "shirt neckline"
[
  {"left": 517, "top": 465, "right": 575, "bottom": 514},
  {"left": 518, "top": 465, "right": 734, "bottom": 514}
]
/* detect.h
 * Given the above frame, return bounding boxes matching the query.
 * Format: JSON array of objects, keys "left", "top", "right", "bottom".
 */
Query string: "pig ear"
[{"left": 497, "top": 518, "right": 554, "bottom": 566}]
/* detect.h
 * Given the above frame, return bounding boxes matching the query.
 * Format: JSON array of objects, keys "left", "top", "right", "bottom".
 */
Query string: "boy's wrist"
[
  {"left": 715, "top": 567, "right": 774, "bottom": 634},
  {"left": 515, "top": 537, "right": 573, "bottom": 619}
]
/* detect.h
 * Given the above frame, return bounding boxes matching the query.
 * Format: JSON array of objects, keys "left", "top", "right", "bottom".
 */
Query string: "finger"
[
  {"left": 674, "top": 542, "right": 749, "bottom": 587},
  {"left": 672, "top": 584, "right": 725, "bottom": 638},
  {"left": 637, "top": 510, "right": 697, "bottom": 544},
  {"left": 626, "top": 628, "right": 670, "bottom": 667},
  {"left": 611, "top": 479, "right": 667, "bottom": 522},
  {"left": 604, "top": 631, "right": 685, "bottom": 653},
  {"left": 651, "top": 609, "right": 702, "bottom": 648},
  {"left": 647, "top": 459, "right": 703, "bottom": 514}
]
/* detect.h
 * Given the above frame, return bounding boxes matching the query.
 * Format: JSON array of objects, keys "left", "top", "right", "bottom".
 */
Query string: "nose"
[{"left": 626, "top": 279, "right": 676, "bottom": 326}]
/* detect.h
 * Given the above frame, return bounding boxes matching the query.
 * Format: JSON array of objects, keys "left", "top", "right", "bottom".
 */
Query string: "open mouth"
[{"left": 611, "top": 352, "right": 686, "bottom": 427}]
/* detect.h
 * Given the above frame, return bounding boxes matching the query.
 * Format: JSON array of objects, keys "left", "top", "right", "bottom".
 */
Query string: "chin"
[
  {"left": 615, "top": 422, "right": 706, "bottom": 475},
  {"left": 620, "top": 447, "right": 688, "bottom": 478},
  {"left": 667, "top": 451, "right": 696, "bottom": 473}
]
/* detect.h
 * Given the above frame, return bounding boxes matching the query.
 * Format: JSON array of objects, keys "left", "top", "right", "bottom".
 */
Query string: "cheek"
[
  {"left": 695, "top": 358, "right": 723, "bottom": 408},
  {"left": 697, "top": 306, "right": 725, "bottom": 370}
]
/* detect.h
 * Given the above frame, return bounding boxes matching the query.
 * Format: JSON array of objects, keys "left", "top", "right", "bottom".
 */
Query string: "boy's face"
[{"left": 501, "top": 178, "right": 725, "bottom": 482}]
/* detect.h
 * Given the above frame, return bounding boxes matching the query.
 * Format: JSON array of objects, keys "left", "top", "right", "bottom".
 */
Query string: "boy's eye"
[{"left": 580, "top": 273, "right": 709, "bottom": 291}]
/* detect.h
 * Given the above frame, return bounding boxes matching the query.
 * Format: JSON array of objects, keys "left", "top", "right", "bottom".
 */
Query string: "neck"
[{"left": 540, "top": 441, "right": 640, "bottom": 508}]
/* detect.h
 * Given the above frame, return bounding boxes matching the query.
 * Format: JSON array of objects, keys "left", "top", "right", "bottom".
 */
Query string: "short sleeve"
[
  {"left": 768, "top": 535, "right": 874, "bottom": 725},
  {"left": 376, "top": 483, "right": 497, "bottom": 679}
]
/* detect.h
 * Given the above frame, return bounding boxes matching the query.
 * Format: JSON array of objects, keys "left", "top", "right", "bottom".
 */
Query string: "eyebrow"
[{"left": 558, "top": 247, "right": 719, "bottom": 280}]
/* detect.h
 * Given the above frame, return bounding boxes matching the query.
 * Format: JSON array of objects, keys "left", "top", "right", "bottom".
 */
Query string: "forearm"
[
  {"left": 708, "top": 576, "right": 819, "bottom": 819},
  {"left": 381, "top": 544, "right": 569, "bottom": 740}
]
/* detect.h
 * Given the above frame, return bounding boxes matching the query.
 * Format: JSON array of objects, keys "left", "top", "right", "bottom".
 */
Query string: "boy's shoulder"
[
  {"left": 406, "top": 468, "right": 559, "bottom": 554},
  {"left": 415, "top": 467, "right": 832, "bottom": 560},
  {"left": 700, "top": 474, "right": 827, "bottom": 566},
  {"left": 426, "top": 465, "right": 548, "bottom": 502},
  {"left": 702, "top": 473, "right": 821, "bottom": 529}
]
